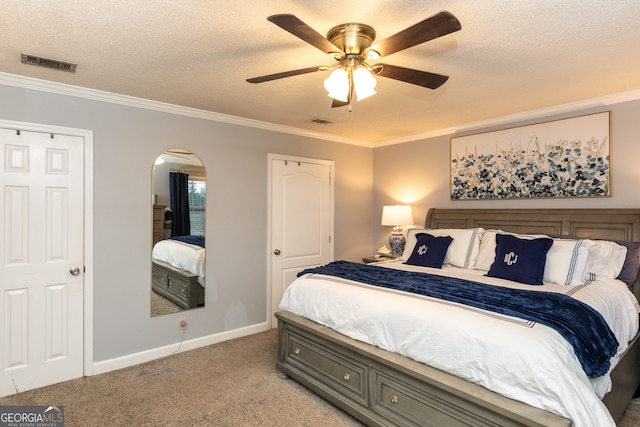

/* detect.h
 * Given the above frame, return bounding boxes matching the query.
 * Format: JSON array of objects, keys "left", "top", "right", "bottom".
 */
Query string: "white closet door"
[
  {"left": 0, "top": 129, "right": 84, "bottom": 396},
  {"left": 269, "top": 155, "right": 333, "bottom": 325}
]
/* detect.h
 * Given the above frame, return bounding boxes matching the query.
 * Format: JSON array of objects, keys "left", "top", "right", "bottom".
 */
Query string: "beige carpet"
[
  {"left": 620, "top": 400, "right": 640, "bottom": 427},
  {"left": 150, "top": 289, "right": 183, "bottom": 317},
  {"left": 0, "top": 329, "right": 638, "bottom": 426}
]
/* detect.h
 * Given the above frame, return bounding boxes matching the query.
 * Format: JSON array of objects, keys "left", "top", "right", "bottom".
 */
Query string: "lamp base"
[{"left": 388, "top": 227, "right": 406, "bottom": 257}]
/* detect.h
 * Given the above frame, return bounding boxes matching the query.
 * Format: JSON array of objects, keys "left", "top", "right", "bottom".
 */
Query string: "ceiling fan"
[{"left": 246, "top": 11, "right": 461, "bottom": 108}]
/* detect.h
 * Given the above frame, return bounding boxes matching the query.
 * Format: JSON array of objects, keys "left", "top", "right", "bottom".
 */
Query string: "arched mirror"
[{"left": 150, "top": 149, "right": 206, "bottom": 316}]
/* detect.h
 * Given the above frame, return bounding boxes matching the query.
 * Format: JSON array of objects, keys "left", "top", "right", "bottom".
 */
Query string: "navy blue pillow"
[
  {"left": 405, "top": 233, "right": 453, "bottom": 268},
  {"left": 487, "top": 234, "right": 553, "bottom": 285}
]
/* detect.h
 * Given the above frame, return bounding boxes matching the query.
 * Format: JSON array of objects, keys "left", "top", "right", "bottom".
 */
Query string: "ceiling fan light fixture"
[
  {"left": 324, "top": 68, "right": 349, "bottom": 102},
  {"left": 353, "top": 66, "right": 377, "bottom": 101},
  {"left": 250, "top": 12, "right": 461, "bottom": 107}
]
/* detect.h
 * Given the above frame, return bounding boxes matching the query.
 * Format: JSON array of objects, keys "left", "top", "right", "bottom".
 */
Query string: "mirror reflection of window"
[
  {"left": 151, "top": 149, "right": 206, "bottom": 317},
  {"left": 188, "top": 178, "right": 206, "bottom": 235}
]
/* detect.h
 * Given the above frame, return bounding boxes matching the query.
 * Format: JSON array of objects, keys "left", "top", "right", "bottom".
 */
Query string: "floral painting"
[{"left": 450, "top": 112, "right": 610, "bottom": 200}]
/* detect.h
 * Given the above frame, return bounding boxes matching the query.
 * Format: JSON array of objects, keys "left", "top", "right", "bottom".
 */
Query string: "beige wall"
[{"left": 373, "top": 100, "right": 640, "bottom": 250}]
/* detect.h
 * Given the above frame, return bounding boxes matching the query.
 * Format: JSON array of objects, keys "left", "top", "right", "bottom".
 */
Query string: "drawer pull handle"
[
  {"left": 343, "top": 373, "right": 350, "bottom": 381},
  {"left": 391, "top": 395, "right": 399, "bottom": 404},
  {"left": 294, "top": 347, "right": 301, "bottom": 355}
]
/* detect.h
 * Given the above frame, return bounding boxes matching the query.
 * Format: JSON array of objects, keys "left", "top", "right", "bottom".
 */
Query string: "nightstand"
[{"left": 362, "top": 256, "right": 396, "bottom": 264}]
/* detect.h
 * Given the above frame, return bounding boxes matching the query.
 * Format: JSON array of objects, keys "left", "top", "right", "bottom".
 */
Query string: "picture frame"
[{"left": 450, "top": 111, "right": 611, "bottom": 200}]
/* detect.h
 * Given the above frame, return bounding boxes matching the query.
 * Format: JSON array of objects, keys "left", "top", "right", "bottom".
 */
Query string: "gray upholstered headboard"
[{"left": 425, "top": 208, "right": 640, "bottom": 301}]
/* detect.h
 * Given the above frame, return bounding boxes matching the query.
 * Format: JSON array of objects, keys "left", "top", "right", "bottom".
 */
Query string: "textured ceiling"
[{"left": 2, "top": 1, "right": 640, "bottom": 145}]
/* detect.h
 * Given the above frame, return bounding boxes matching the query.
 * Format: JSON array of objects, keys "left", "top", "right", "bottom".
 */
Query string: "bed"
[
  {"left": 151, "top": 236, "right": 205, "bottom": 309},
  {"left": 276, "top": 208, "right": 640, "bottom": 427}
]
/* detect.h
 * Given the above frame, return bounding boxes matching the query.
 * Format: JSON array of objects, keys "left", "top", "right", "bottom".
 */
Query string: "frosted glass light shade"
[
  {"left": 353, "top": 67, "right": 377, "bottom": 101},
  {"left": 324, "top": 68, "right": 349, "bottom": 102}
]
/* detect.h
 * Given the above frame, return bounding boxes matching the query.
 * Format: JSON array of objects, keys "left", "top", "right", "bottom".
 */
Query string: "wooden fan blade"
[
  {"left": 268, "top": 14, "right": 341, "bottom": 55},
  {"left": 331, "top": 98, "right": 350, "bottom": 108},
  {"left": 375, "top": 64, "right": 449, "bottom": 89},
  {"left": 246, "top": 66, "right": 322, "bottom": 83},
  {"left": 366, "top": 11, "right": 461, "bottom": 58}
]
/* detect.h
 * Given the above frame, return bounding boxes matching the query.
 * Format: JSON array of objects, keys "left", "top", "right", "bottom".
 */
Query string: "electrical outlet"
[{"left": 178, "top": 317, "right": 187, "bottom": 330}]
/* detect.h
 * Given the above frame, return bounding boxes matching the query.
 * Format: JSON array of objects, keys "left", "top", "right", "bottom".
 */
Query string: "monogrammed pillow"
[
  {"left": 475, "top": 230, "right": 549, "bottom": 271},
  {"left": 487, "top": 234, "right": 554, "bottom": 285},
  {"left": 402, "top": 227, "right": 483, "bottom": 268},
  {"left": 405, "top": 233, "right": 453, "bottom": 268}
]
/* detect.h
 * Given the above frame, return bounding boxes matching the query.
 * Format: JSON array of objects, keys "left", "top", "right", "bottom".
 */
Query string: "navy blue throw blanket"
[
  {"left": 169, "top": 235, "right": 205, "bottom": 248},
  {"left": 298, "top": 261, "right": 618, "bottom": 378}
]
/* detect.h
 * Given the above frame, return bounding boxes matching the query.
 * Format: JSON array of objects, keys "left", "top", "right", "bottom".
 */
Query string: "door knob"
[
  {"left": 273, "top": 249, "right": 281, "bottom": 255},
  {"left": 69, "top": 267, "right": 81, "bottom": 276}
]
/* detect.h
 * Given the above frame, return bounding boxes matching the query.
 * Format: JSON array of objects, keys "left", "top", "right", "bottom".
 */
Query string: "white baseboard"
[{"left": 89, "top": 322, "right": 269, "bottom": 375}]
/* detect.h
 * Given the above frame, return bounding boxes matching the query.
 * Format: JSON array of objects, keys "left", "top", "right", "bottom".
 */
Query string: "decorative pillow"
[
  {"left": 609, "top": 240, "right": 640, "bottom": 286},
  {"left": 401, "top": 228, "right": 424, "bottom": 260},
  {"left": 405, "top": 233, "right": 453, "bottom": 268},
  {"left": 475, "top": 230, "right": 547, "bottom": 272},
  {"left": 584, "top": 240, "right": 627, "bottom": 281},
  {"left": 487, "top": 234, "right": 553, "bottom": 285},
  {"left": 543, "top": 238, "right": 594, "bottom": 285},
  {"left": 403, "top": 227, "right": 483, "bottom": 269}
]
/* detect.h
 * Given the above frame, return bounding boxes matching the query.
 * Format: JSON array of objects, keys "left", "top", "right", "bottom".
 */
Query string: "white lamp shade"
[
  {"left": 324, "top": 68, "right": 349, "bottom": 102},
  {"left": 381, "top": 205, "right": 414, "bottom": 226},
  {"left": 353, "top": 67, "right": 377, "bottom": 101}
]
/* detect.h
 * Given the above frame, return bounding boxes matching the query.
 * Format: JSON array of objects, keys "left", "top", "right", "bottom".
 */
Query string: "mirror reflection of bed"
[{"left": 151, "top": 149, "right": 206, "bottom": 317}]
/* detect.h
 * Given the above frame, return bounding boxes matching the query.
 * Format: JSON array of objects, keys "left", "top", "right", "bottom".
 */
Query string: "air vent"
[
  {"left": 20, "top": 53, "right": 77, "bottom": 73},
  {"left": 308, "top": 118, "right": 332, "bottom": 125}
]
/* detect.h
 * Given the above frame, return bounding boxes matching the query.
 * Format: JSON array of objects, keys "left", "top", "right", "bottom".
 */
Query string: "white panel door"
[
  {"left": 0, "top": 129, "right": 84, "bottom": 396},
  {"left": 270, "top": 156, "right": 333, "bottom": 325}
]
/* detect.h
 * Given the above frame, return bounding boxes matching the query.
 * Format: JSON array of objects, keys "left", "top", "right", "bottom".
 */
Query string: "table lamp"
[{"left": 381, "top": 205, "right": 414, "bottom": 257}]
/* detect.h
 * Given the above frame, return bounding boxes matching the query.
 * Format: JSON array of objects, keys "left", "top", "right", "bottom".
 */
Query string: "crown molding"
[
  {"left": 2, "top": 72, "right": 639, "bottom": 150},
  {"left": 0, "top": 72, "right": 370, "bottom": 148},
  {"left": 373, "top": 88, "right": 640, "bottom": 147}
]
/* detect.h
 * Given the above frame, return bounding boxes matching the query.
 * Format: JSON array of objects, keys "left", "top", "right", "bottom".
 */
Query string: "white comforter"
[
  {"left": 152, "top": 239, "right": 205, "bottom": 285},
  {"left": 279, "top": 259, "right": 639, "bottom": 427}
]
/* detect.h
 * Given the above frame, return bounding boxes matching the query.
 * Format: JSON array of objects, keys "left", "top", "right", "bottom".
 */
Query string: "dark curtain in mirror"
[{"left": 170, "top": 171, "right": 191, "bottom": 236}]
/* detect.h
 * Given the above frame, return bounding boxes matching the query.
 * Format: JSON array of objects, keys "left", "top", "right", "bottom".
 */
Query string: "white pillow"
[
  {"left": 475, "top": 230, "right": 503, "bottom": 271},
  {"left": 584, "top": 240, "right": 627, "bottom": 280},
  {"left": 403, "top": 228, "right": 484, "bottom": 269},
  {"left": 544, "top": 238, "right": 593, "bottom": 285},
  {"left": 475, "top": 230, "right": 593, "bottom": 285}
]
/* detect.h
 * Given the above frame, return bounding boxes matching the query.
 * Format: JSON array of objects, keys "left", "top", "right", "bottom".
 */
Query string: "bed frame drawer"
[
  {"left": 282, "top": 328, "right": 368, "bottom": 406},
  {"left": 372, "top": 368, "right": 502, "bottom": 427},
  {"left": 151, "top": 261, "right": 202, "bottom": 309}
]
